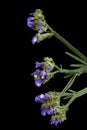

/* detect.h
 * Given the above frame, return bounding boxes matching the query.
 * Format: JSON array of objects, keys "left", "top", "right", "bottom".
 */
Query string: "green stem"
[
  {"left": 75, "top": 87, "right": 87, "bottom": 98},
  {"left": 65, "top": 52, "right": 87, "bottom": 65},
  {"left": 48, "top": 25, "right": 87, "bottom": 63},
  {"left": 50, "top": 70, "right": 60, "bottom": 75},
  {"left": 66, "top": 87, "right": 87, "bottom": 107},
  {"left": 59, "top": 74, "right": 77, "bottom": 97},
  {"left": 66, "top": 96, "right": 76, "bottom": 108},
  {"left": 55, "top": 65, "right": 75, "bottom": 74},
  {"left": 55, "top": 64, "right": 87, "bottom": 76}
]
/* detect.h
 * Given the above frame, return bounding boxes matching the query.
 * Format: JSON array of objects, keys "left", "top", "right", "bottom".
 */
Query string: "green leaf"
[
  {"left": 37, "top": 33, "right": 53, "bottom": 43},
  {"left": 65, "top": 52, "right": 87, "bottom": 65}
]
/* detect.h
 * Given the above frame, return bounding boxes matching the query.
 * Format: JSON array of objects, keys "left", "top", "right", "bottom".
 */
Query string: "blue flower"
[
  {"left": 37, "top": 23, "right": 44, "bottom": 33},
  {"left": 50, "top": 118, "right": 64, "bottom": 126},
  {"left": 32, "top": 57, "right": 55, "bottom": 87},
  {"left": 27, "top": 17, "right": 34, "bottom": 28},
  {"left": 34, "top": 69, "right": 40, "bottom": 76},
  {"left": 33, "top": 69, "right": 48, "bottom": 87},
  {"left": 49, "top": 105, "right": 67, "bottom": 125},
  {"left": 46, "top": 64, "right": 51, "bottom": 71},
  {"left": 27, "top": 9, "right": 52, "bottom": 44},
  {"left": 35, "top": 93, "right": 49, "bottom": 103},
  {"left": 41, "top": 107, "right": 54, "bottom": 116},
  {"left": 27, "top": 9, "right": 46, "bottom": 33},
  {"left": 32, "top": 35, "right": 37, "bottom": 44},
  {"left": 40, "top": 70, "right": 46, "bottom": 79},
  {"left": 35, "top": 79, "right": 42, "bottom": 87},
  {"left": 33, "top": 69, "right": 50, "bottom": 87},
  {"left": 35, "top": 62, "right": 41, "bottom": 68}
]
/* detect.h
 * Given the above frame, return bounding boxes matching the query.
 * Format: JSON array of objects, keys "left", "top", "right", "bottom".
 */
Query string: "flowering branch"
[{"left": 27, "top": 9, "right": 87, "bottom": 126}]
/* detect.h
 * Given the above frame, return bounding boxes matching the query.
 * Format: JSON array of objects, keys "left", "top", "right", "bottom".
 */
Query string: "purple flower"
[
  {"left": 41, "top": 105, "right": 59, "bottom": 116},
  {"left": 27, "top": 9, "right": 47, "bottom": 34},
  {"left": 35, "top": 79, "right": 42, "bottom": 87},
  {"left": 33, "top": 69, "right": 43, "bottom": 87},
  {"left": 41, "top": 107, "right": 53, "bottom": 116},
  {"left": 27, "top": 10, "right": 50, "bottom": 44},
  {"left": 27, "top": 22, "right": 33, "bottom": 28},
  {"left": 40, "top": 70, "right": 46, "bottom": 79},
  {"left": 33, "top": 57, "right": 54, "bottom": 87},
  {"left": 35, "top": 94, "right": 44, "bottom": 103},
  {"left": 44, "top": 93, "right": 49, "bottom": 99},
  {"left": 41, "top": 108, "right": 47, "bottom": 116},
  {"left": 33, "top": 68, "right": 50, "bottom": 87},
  {"left": 45, "top": 75, "right": 49, "bottom": 80},
  {"left": 32, "top": 35, "right": 37, "bottom": 44},
  {"left": 27, "top": 17, "right": 34, "bottom": 28},
  {"left": 28, "top": 17, "right": 34, "bottom": 21},
  {"left": 37, "top": 23, "right": 44, "bottom": 33},
  {"left": 46, "top": 64, "right": 51, "bottom": 71},
  {"left": 35, "top": 93, "right": 49, "bottom": 103},
  {"left": 47, "top": 108, "right": 53, "bottom": 115},
  {"left": 37, "top": 28, "right": 44, "bottom": 33},
  {"left": 34, "top": 69, "right": 40, "bottom": 74},
  {"left": 35, "top": 62, "right": 41, "bottom": 68},
  {"left": 50, "top": 118, "right": 64, "bottom": 126}
]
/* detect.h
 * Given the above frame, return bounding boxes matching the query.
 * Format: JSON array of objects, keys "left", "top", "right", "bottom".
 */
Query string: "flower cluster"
[
  {"left": 27, "top": 9, "right": 47, "bottom": 32},
  {"left": 27, "top": 9, "right": 53, "bottom": 44},
  {"left": 27, "top": 8, "right": 87, "bottom": 127},
  {"left": 50, "top": 107, "right": 66, "bottom": 126},
  {"left": 33, "top": 57, "right": 55, "bottom": 87},
  {"left": 35, "top": 91, "right": 67, "bottom": 125}
]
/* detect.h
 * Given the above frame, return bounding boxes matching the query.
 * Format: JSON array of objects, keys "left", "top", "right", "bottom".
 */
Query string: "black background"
[{"left": 16, "top": 0, "right": 87, "bottom": 129}]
